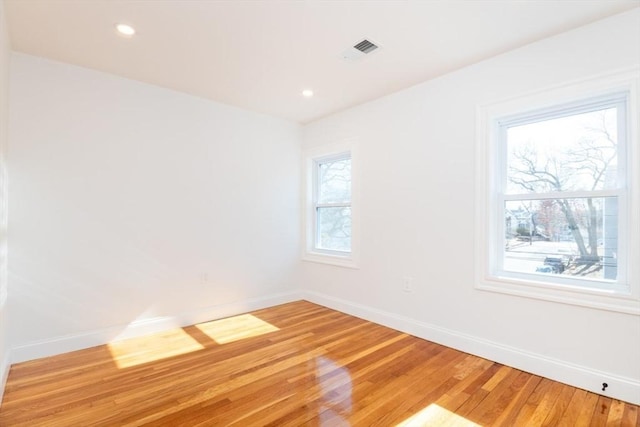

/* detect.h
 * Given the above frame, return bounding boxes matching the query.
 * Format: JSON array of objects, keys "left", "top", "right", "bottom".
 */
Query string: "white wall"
[
  {"left": 301, "top": 9, "right": 640, "bottom": 404},
  {"left": 8, "top": 54, "right": 301, "bottom": 360},
  {"left": 0, "top": 0, "right": 10, "bottom": 404}
]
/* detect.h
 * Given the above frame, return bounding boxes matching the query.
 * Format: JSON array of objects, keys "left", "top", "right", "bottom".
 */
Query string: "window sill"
[
  {"left": 477, "top": 276, "right": 640, "bottom": 315},
  {"left": 303, "top": 252, "right": 359, "bottom": 269}
]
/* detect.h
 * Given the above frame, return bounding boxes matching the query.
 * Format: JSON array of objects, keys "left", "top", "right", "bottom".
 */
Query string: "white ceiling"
[{"left": 5, "top": 0, "right": 639, "bottom": 124}]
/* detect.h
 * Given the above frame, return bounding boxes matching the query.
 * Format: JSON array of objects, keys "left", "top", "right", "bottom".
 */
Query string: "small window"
[
  {"left": 314, "top": 153, "right": 352, "bottom": 253},
  {"left": 477, "top": 70, "right": 639, "bottom": 313},
  {"left": 303, "top": 143, "right": 358, "bottom": 268}
]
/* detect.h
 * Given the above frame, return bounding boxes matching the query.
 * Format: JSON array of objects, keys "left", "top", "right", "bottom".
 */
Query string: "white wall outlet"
[
  {"left": 199, "top": 272, "right": 209, "bottom": 283},
  {"left": 402, "top": 276, "right": 413, "bottom": 293}
]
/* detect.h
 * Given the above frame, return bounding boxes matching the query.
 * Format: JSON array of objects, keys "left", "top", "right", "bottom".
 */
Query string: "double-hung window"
[
  {"left": 314, "top": 153, "right": 352, "bottom": 254},
  {"left": 304, "top": 144, "right": 357, "bottom": 268},
  {"left": 477, "top": 70, "right": 639, "bottom": 313}
]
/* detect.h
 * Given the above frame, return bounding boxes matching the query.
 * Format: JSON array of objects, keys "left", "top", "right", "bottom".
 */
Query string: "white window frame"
[
  {"left": 313, "top": 152, "right": 352, "bottom": 255},
  {"left": 476, "top": 68, "right": 640, "bottom": 314},
  {"left": 303, "top": 141, "right": 359, "bottom": 268}
]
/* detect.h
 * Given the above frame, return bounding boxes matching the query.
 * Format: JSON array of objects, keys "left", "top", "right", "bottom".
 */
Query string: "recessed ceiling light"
[
  {"left": 115, "top": 23, "right": 136, "bottom": 37},
  {"left": 302, "top": 89, "right": 314, "bottom": 98}
]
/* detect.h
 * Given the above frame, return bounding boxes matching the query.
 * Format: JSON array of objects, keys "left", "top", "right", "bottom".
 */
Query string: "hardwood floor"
[{"left": 0, "top": 301, "right": 637, "bottom": 426}]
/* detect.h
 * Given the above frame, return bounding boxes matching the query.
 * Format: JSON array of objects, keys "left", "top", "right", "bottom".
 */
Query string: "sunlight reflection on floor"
[
  {"left": 108, "top": 314, "right": 279, "bottom": 368},
  {"left": 108, "top": 328, "right": 204, "bottom": 368},
  {"left": 195, "top": 313, "right": 279, "bottom": 344},
  {"left": 396, "top": 403, "right": 480, "bottom": 427}
]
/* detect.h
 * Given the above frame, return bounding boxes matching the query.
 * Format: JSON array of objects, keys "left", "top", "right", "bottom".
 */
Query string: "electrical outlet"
[
  {"left": 200, "top": 272, "right": 209, "bottom": 283},
  {"left": 402, "top": 276, "right": 413, "bottom": 293}
]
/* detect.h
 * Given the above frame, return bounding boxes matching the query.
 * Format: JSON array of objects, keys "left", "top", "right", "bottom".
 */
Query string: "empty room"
[{"left": 0, "top": 0, "right": 639, "bottom": 425}]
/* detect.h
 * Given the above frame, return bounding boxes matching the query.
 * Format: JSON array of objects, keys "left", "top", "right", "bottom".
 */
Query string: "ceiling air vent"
[
  {"left": 354, "top": 39, "right": 378, "bottom": 54},
  {"left": 342, "top": 38, "right": 380, "bottom": 61}
]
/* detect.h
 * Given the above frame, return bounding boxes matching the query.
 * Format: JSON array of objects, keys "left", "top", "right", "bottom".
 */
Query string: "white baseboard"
[
  {"left": 0, "top": 350, "right": 9, "bottom": 407},
  {"left": 303, "top": 290, "right": 640, "bottom": 406},
  {"left": 11, "top": 291, "right": 302, "bottom": 364}
]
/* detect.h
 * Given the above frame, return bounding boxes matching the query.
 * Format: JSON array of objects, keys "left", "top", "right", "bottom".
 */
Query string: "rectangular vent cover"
[{"left": 354, "top": 39, "right": 378, "bottom": 54}]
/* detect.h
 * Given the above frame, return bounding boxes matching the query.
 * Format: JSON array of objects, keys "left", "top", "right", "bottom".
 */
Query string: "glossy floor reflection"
[
  {"left": 1, "top": 301, "right": 637, "bottom": 426},
  {"left": 315, "top": 356, "right": 352, "bottom": 423}
]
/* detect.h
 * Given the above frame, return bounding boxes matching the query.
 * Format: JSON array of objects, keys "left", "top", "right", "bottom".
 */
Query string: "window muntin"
[
  {"left": 314, "top": 154, "right": 352, "bottom": 254},
  {"left": 496, "top": 94, "right": 627, "bottom": 292}
]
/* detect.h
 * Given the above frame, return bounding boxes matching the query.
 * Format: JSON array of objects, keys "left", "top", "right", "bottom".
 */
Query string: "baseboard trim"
[
  {"left": 303, "top": 290, "right": 640, "bottom": 405},
  {"left": 11, "top": 291, "right": 302, "bottom": 364},
  {"left": 0, "top": 350, "right": 9, "bottom": 407}
]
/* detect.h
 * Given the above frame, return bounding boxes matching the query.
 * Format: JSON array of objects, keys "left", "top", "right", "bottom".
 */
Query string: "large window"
[
  {"left": 500, "top": 95, "right": 626, "bottom": 289},
  {"left": 303, "top": 143, "right": 358, "bottom": 268},
  {"left": 477, "top": 71, "right": 639, "bottom": 313}
]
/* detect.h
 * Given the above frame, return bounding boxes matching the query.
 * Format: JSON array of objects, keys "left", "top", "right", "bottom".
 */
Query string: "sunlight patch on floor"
[
  {"left": 396, "top": 403, "right": 480, "bottom": 427},
  {"left": 108, "top": 328, "right": 204, "bottom": 368},
  {"left": 195, "top": 313, "right": 279, "bottom": 344}
]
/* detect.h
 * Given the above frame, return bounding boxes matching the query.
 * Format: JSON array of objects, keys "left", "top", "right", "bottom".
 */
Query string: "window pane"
[
  {"left": 503, "top": 197, "right": 617, "bottom": 280},
  {"left": 317, "top": 207, "right": 351, "bottom": 252},
  {"left": 506, "top": 107, "right": 618, "bottom": 194},
  {"left": 318, "top": 158, "right": 351, "bottom": 203}
]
